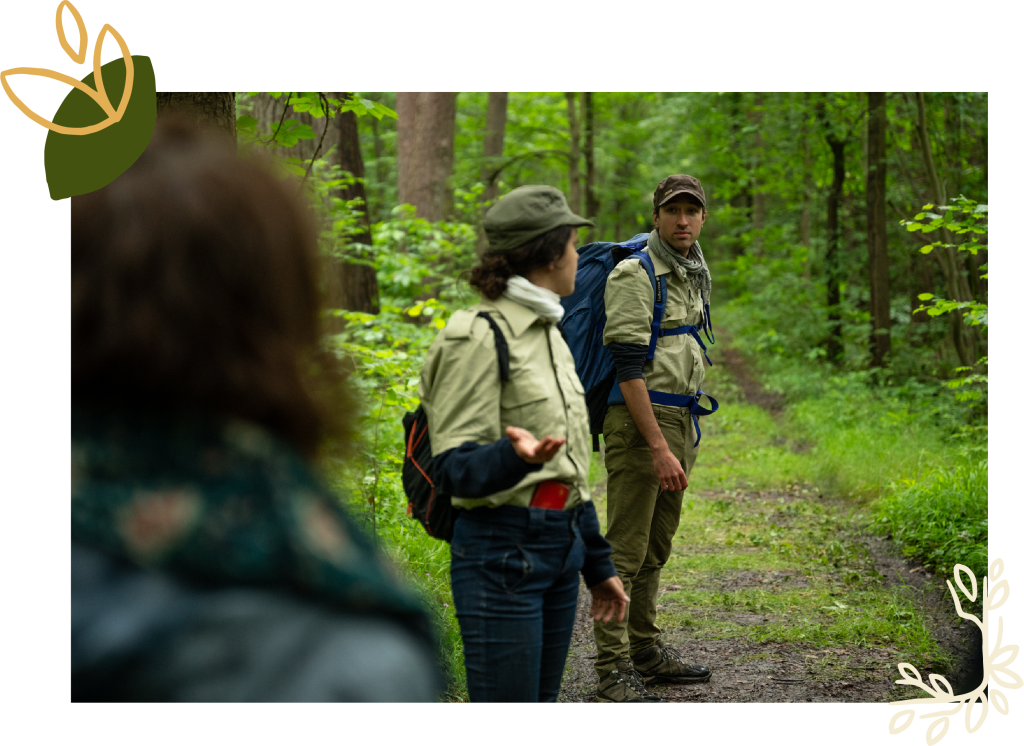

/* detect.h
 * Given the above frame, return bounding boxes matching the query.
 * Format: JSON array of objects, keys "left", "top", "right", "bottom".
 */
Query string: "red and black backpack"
[{"left": 402, "top": 311, "right": 510, "bottom": 542}]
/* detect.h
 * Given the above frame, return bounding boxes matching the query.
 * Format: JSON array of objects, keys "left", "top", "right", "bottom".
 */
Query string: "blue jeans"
[{"left": 450, "top": 504, "right": 586, "bottom": 702}]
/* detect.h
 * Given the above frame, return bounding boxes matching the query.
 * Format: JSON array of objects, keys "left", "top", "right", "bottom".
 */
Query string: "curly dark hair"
[
  {"left": 72, "top": 117, "right": 353, "bottom": 457},
  {"left": 469, "top": 224, "right": 574, "bottom": 300}
]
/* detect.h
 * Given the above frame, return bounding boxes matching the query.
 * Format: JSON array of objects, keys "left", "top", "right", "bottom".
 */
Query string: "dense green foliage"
[
  {"left": 235, "top": 92, "right": 987, "bottom": 700},
  {"left": 872, "top": 461, "right": 988, "bottom": 586}
]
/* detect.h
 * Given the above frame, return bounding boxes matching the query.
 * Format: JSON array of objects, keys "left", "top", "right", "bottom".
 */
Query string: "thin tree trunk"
[
  {"left": 914, "top": 92, "right": 973, "bottom": 366},
  {"left": 866, "top": 92, "right": 891, "bottom": 368},
  {"left": 749, "top": 93, "right": 766, "bottom": 254},
  {"left": 825, "top": 133, "right": 844, "bottom": 363},
  {"left": 482, "top": 92, "right": 508, "bottom": 206},
  {"left": 728, "top": 93, "right": 752, "bottom": 246},
  {"left": 566, "top": 93, "right": 582, "bottom": 215},
  {"left": 583, "top": 92, "right": 599, "bottom": 229},
  {"left": 156, "top": 92, "right": 235, "bottom": 141},
  {"left": 800, "top": 93, "right": 813, "bottom": 262}
]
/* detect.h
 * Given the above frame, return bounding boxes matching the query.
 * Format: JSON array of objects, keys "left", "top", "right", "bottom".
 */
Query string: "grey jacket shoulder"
[{"left": 72, "top": 543, "right": 443, "bottom": 702}]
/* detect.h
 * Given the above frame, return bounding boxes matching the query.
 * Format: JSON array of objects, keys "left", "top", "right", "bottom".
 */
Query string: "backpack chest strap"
[{"left": 659, "top": 324, "right": 713, "bottom": 366}]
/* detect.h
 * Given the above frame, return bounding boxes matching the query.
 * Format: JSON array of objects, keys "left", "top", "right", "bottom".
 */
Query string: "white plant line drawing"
[{"left": 889, "top": 559, "right": 1020, "bottom": 744}]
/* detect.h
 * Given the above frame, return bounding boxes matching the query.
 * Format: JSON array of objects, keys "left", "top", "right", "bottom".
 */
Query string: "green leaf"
[
  {"left": 45, "top": 56, "right": 157, "bottom": 200},
  {"left": 917, "top": 293, "right": 934, "bottom": 301},
  {"left": 919, "top": 245, "right": 933, "bottom": 253},
  {"left": 913, "top": 213, "right": 925, "bottom": 220},
  {"left": 921, "top": 203, "right": 934, "bottom": 210}
]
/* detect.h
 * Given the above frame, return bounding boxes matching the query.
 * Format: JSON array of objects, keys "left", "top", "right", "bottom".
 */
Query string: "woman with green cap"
[{"left": 418, "top": 185, "right": 630, "bottom": 702}]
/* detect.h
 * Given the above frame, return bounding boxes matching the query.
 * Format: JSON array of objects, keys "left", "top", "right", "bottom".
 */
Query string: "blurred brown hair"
[{"left": 72, "top": 117, "right": 352, "bottom": 457}]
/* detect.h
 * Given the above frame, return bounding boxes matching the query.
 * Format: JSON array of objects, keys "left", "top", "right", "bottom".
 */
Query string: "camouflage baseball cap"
[
  {"left": 654, "top": 174, "right": 706, "bottom": 211},
  {"left": 483, "top": 185, "right": 593, "bottom": 254}
]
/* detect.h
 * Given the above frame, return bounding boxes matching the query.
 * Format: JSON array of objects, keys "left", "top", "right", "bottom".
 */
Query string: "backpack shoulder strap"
[
  {"left": 475, "top": 311, "right": 510, "bottom": 383},
  {"left": 634, "top": 250, "right": 666, "bottom": 361}
]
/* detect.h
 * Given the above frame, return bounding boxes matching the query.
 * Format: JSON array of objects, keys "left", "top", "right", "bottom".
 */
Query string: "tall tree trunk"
[
  {"left": 331, "top": 96, "right": 379, "bottom": 317},
  {"left": 396, "top": 93, "right": 419, "bottom": 211},
  {"left": 396, "top": 92, "right": 458, "bottom": 221},
  {"left": 583, "top": 92, "right": 599, "bottom": 229},
  {"left": 913, "top": 92, "right": 973, "bottom": 366},
  {"left": 482, "top": 92, "right": 508, "bottom": 206},
  {"left": 749, "top": 93, "right": 766, "bottom": 254},
  {"left": 156, "top": 92, "right": 235, "bottom": 141},
  {"left": 566, "top": 93, "right": 582, "bottom": 215},
  {"left": 800, "top": 93, "right": 813, "bottom": 262},
  {"left": 825, "top": 133, "right": 845, "bottom": 363},
  {"left": 728, "top": 92, "right": 752, "bottom": 247},
  {"left": 866, "top": 92, "right": 891, "bottom": 368}
]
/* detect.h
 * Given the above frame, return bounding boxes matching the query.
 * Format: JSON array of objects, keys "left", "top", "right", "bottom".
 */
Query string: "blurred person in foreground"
[{"left": 71, "top": 119, "right": 441, "bottom": 702}]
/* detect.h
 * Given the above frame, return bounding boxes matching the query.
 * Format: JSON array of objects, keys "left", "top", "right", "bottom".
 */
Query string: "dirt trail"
[{"left": 558, "top": 337, "right": 981, "bottom": 703}]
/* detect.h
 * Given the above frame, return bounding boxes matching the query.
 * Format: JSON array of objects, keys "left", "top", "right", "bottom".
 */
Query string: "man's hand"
[
  {"left": 589, "top": 575, "right": 629, "bottom": 624},
  {"left": 506, "top": 426, "right": 565, "bottom": 464},
  {"left": 619, "top": 378, "right": 689, "bottom": 492},
  {"left": 652, "top": 444, "right": 688, "bottom": 492}
]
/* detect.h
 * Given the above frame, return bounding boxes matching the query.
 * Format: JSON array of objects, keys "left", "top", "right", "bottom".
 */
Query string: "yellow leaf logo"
[{"left": 1, "top": 1, "right": 135, "bottom": 135}]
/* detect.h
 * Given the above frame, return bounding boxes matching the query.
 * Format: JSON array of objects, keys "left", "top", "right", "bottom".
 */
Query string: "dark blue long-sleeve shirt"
[{"left": 433, "top": 439, "right": 617, "bottom": 588}]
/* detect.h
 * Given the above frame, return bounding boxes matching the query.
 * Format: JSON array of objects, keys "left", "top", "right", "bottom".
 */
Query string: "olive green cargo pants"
[{"left": 593, "top": 403, "right": 699, "bottom": 676}]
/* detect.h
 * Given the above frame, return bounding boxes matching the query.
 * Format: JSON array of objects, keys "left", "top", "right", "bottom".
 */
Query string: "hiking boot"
[
  {"left": 632, "top": 641, "right": 712, "bottom": 685},
  {"left": 596, "top": 660, "right": 665, "bottom": 702}
]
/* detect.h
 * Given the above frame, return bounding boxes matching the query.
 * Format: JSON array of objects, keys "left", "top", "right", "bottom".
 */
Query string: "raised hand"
[{"left": 506, "top": 426, "right": 565, "bottom": 464}]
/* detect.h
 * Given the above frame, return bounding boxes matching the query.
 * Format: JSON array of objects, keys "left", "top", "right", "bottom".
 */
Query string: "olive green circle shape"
[{"left": 44, "top": 55, "right": 156, "bottom": 201}]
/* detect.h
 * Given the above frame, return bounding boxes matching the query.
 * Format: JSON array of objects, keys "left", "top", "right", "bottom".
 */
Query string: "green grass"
[{"left": 872, "top": 460, "right": 988, "bottom": 583}]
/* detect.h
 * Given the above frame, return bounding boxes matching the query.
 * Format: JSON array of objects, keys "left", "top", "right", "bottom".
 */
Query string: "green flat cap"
[{"left": 483, "top": 185, "right": 593, "bottom": 253}]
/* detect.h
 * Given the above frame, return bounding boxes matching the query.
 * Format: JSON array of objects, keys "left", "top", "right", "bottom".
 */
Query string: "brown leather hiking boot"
[
  {"left": 595, "top": 661, "right": 664, "bottom": 702},
  {"left": 632, "top": 641, "right": 712, "bottom": 685}
]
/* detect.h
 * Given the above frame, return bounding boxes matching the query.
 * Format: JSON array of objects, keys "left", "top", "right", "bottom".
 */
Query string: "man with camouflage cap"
[{"left": 594, "top": 175, "right": 714, "bottom": 702}]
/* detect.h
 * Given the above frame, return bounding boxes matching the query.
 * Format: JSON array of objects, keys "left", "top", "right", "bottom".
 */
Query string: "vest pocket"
[{"left": 501, "top": 374, "right": 550, "bottom": 409}]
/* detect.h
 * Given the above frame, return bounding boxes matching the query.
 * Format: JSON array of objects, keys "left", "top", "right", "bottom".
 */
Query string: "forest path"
[{"left": 557, "top": 328, "right": 980, "bottom": 703}]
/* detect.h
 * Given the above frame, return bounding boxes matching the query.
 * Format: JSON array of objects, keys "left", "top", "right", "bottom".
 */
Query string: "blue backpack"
[{"left": 560, "top": 232, "right": 719, "bottom": 451}]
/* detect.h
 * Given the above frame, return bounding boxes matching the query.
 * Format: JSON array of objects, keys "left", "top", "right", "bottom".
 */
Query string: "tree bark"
[
  {"left": 800, "top": 93, "right": 813, "bottom": 259},
  {"left": 156, "top": 92, "right": 235, "bottom": 141},
  {"left": 583, "top": 92, "right": 599, "bottom": 227},
  {"left": 566, "top": 93, "right": 582, "bottom": 215},
  {"left": 866, "top": 92, "right": 891, "bottom": 368},
  {"left": 396, "top": 92, "right": 458, "bottom": 221},
  {"left": 396, "top": 92, "right": 419, "bottom": 211},
  {"left": 482, "top": 92, "right": 508, "bottom": 206},
  {"left": 332, "top": 97, "right": 379, "bottom": 316},
  {"left": 749, "top": 93, "right": 766, "bottom": 254},
  {"left": 825, "top": 132, "right": 844, "bottom": 363}
]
